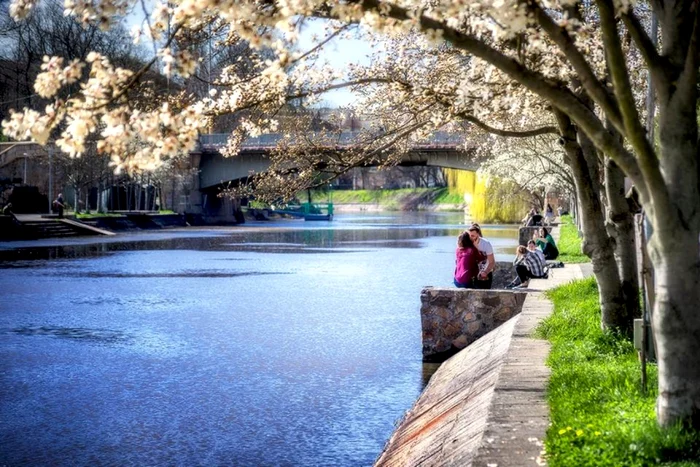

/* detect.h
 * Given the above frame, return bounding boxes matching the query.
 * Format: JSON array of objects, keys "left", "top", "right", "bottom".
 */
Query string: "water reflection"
[
  {"left": 0, "top": 212, "right": 518, "bottom": 466},
  {"left": 8, "top": 325, "right": 132, "bottom": 345},
  {"left": 41, "top": 270, "right": 292, "bottom": 278}
]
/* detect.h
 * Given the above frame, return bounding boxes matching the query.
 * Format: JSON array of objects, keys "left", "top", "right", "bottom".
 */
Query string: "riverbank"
[
  {"left": 376, "top": 225, "right": 590, "bottom": 466},
  {"left": 316, "top": 188, "right": 466, "bottom": 212}
]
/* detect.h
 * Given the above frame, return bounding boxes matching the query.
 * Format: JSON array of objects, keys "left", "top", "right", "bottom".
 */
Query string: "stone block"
[
  {"left": 519, "top": 226, "right": 541, "bottom": 245},
  {"left": 421, "top": 287, "right": 527, "bottom": 361}
]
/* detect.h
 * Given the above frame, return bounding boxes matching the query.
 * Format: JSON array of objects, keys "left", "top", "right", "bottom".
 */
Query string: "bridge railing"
[{"left": 198, "top": 131, "right": 466, "bottom": 151}]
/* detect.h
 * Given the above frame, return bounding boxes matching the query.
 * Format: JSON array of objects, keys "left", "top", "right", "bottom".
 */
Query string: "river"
[{"left": 0, "top": 212, "right": 518, "bottom": 466}]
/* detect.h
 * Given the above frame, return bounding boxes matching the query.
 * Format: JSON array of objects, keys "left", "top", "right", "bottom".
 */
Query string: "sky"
[
  {"left": 295, "top": 20, "right": 376, "bottom": 107},
  {"left": 127, "top": 8, "right": 375, "bottom": 108}
]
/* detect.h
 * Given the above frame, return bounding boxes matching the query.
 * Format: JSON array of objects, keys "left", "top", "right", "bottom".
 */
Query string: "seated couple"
[
  {"left": 453, "top": 223, "right": 495, "bottom": 289},
  {"left": 508, "top": 241, "right": 548, "bottom": 289}
]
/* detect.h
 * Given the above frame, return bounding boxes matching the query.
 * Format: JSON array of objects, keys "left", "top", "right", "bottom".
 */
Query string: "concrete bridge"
[
  {"left": 194, "top": 131, "right": 476, "bottom": 190},
  {"left": 188, "top": 131, "right": 476, "bottom": 222},
  {"left": 3, "top": 132, "right": 477, "bottom": 223}
]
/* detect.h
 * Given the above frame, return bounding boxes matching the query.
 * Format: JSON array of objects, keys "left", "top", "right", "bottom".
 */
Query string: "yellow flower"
[
  {"left": 558, "top": 429, "right": 567, "bottom": 435},
  {"left": 576, "top": 429, "right": 584, "bottom": 437}
]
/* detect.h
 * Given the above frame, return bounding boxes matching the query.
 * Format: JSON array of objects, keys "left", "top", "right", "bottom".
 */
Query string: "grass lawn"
[
  {"left": 557, "top": 214, "right": 591, "bottom": 263},
  {"left": 75, "top": 212, "right": 126, "bottom": 219},
  {"left": 536, "top": 278, "right": 700, "bottom": 466},
  {"left": 308, "top": 188, "right": 464, "bottom": 208}
]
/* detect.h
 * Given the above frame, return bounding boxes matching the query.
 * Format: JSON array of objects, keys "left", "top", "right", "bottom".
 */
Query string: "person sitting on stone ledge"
[
  {"left": 534, "top": 227, "right": 559, "bottom": 260},
  {"left": 468, "top": 223, "right": 495, "bottom": 289},
  {"left": 454, "top": 231, "right": 483, "bottom": 289},
  {"left": 508, "top": 245, "right": 547, "bottom": 289},
  {"left": 527, "top": 239, "right": 546, "bottom": 264},
  {"left": 521, "top": 206, "right": 542, "bottom": 227}
]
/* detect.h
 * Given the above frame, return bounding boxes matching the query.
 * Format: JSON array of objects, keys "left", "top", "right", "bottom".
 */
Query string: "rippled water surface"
[{"left": 0, "top": 212, "right": 518, "bottom": 466}]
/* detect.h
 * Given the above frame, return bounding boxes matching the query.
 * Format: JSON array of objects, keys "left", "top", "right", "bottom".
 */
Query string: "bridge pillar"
[{"left": 187, "top": 152, "right": 204, "bottom": 215}]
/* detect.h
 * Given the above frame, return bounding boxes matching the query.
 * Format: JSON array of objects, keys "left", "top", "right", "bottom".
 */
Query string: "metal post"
[
  {"left": 23, "top": 153, "right": 27, "bottom": 184},
  {"left": 48, "top": 147, "right": 53, "bottom": 213}
]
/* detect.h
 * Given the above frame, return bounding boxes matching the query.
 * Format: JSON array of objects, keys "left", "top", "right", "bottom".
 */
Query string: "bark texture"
[
  {"left": 646, "top": 1, "right": 700, "bottom": 426},
  {"left": 650, "top": 235, "right": 700, "bottom": 428},
  {"left": 553, "top": 109, "right": 629, "bottom": 332},
  {"left": 604, "top": 158, "right": 640, "bottom": 326}
]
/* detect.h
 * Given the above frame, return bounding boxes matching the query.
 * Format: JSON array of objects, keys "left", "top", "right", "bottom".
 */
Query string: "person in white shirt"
[{"left": 467, "top": 223, "right": 495, "bottom": 289}]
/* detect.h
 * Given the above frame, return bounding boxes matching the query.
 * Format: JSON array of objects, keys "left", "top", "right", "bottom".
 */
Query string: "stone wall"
[
  {"left": 519, "top": 226, "right": 541, "bottom": 245},
  {"left": 420, "top": 287, "right": 526, "bottom": 362},
  {"left": 491, "top": 261, "right": 516, "bottom": 289}
]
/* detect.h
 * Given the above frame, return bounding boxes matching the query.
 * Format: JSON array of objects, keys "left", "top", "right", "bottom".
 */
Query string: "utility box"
[{"left": 633, "top": 319, "right": 644, "bottom": 351}]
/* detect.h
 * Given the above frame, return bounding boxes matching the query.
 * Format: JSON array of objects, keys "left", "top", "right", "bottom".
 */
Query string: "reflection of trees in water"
[{"left": 0, "top": 224, "right": 518, "bottom": 263}]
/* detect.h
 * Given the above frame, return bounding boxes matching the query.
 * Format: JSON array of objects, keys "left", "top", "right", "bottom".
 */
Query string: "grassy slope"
[
  {"left": 312, "top": 188, "right": 463, "bottom": 208},
  {"left": 557, "top": 215, "right": 591, "bottom": 264},
  {"left": 537, "top": 279, "right": 700, "bottom": 466}
]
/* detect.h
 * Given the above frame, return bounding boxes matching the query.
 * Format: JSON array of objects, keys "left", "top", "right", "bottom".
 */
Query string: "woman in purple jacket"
[{"left": 454, "top": 231, "right": 483, "bottom": 288}]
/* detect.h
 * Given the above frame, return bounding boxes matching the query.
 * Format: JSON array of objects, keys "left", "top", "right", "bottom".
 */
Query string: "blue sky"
[
  {"left": 295, "top": 20, "right": 375, "bottom": 107},
  {"left": 127, "top": 9, "right": 374, "bottom": 107}
]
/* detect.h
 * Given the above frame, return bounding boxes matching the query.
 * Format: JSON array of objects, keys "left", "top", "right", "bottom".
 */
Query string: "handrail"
[{"left": 198, "top": 131, "right": 466, "bottom": 151}]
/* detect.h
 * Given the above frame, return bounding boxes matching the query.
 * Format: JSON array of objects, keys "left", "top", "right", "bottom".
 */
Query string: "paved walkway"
[
  {"left": 376, "top": 226, "right": 593, "bottom": 466},
  {"left": 472, "top": 259, "right": 586, "bottom": 466}
]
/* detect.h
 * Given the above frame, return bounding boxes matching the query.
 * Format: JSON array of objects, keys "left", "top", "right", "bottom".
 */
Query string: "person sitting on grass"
[
  {"left": 509, "top": 245, "right": 547, "bottom": 288},
  {"left": 454, "top": 231, "right": 483, "bottom": 289},
  {"left": 534, "top": 227, "right": 559, "bottom": 260}
]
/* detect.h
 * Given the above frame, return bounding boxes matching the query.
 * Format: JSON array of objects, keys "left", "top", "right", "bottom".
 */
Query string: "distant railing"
[{"left": 198, "top": 131, "right": 466, "bottom": 152}]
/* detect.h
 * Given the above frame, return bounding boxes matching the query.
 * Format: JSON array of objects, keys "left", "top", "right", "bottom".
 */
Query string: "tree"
[
  {"left": 341, "top": 31, "right": 640, "bottom": 332},
  {"left": 0, "top": 0, "right": 142, "bottom": 124},
  {"left": 2, "top": 0, "right": 699, "bottom": 429}
]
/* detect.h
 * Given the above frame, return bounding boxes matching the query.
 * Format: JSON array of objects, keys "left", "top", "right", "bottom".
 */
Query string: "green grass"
[
  {"left": 76, "top": 210, "right": 176, "bottom": 219},
  {"left": 76, "top": 212, "right": 126, "bottom": 219},
  {"left": 307, "top": 188, "right": 464, "bottom": 207},
  {"left": 432, "top": 188, "right": 465, "bottom": 204},
  {"left": 558, "top": 214, "right": 591, "bottom": 263},
  {"left": 536, "top": 278, "right": 700, "bottom": 466}
]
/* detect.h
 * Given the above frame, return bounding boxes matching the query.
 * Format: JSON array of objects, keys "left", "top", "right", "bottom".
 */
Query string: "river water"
[{"left": 0, "top": 212, "right": 518, "bottom": 466}]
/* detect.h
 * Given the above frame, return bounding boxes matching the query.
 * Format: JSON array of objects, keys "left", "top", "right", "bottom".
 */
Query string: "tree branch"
[
  {"left": 348, "top": 0, "right": 648, "bottom": 201},
  {"left": 528, "top": 2, "right": 625, "bottom": 134},
  {"left": 459, "top": 114, "right": 558, "bottom": 137},
  {"left": 597, "top": 0, "right": 669, "bottom": 219},
  {"left": 292, "top": 23, "right": 352, "bottom": 64},
  {"left": 621, "top": 9, "right": 664, "bottom": 80}
]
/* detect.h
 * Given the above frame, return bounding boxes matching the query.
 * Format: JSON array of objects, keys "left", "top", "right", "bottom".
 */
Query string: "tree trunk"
[
  {"left": 651, "top": 63, "right": 700, "bottom": 426},
  {"left": 604, "top": 157, "right": 640, "bottom": 321},
  {"left": 74, "top": 186, "right": 80, "bottom": 214},
  {"left": 553, "top": 109, "right": 630, "bottom": 333},
  {"left": 650, "top": 233, "right": 700, "bottom": 428},
  {"left": 97, "top": 180, "right": 103, "bottom": 213}
]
